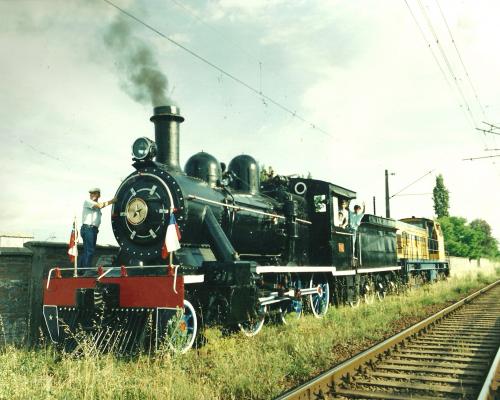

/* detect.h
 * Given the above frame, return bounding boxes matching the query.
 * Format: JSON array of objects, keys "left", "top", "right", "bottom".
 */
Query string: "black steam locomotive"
[{"left": 42, "top": 105, "right": 449, "bottom": 353}]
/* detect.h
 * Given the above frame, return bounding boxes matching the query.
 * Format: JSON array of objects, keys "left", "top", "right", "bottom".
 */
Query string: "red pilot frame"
[
  {"left": 42, "top": 273, "right": 186, "bottom": 350},
  {"left": 43, "top": 275, "right": 184, "bottom": 308}
]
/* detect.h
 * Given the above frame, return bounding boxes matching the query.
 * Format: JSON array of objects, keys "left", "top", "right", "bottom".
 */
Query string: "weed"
[{"left": 0, "top": 272, "right": 497, "bottom": 399}]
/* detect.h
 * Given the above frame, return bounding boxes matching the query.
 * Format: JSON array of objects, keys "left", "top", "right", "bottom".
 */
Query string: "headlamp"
[{"left": 132, "top": 137, "right": 157, "bottom": 161}]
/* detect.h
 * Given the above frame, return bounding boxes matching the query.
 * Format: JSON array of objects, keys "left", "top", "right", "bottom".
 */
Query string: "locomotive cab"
[{"left": 289, "top": 178, "right": 356, "bottom": 269}]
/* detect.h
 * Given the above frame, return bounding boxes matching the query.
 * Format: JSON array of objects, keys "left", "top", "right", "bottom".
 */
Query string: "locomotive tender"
[{"left": 42, "top": 105, "right": 449, "bottom": 353}]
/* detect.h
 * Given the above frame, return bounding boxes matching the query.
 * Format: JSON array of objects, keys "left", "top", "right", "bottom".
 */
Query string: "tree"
[
  {"left": 432, "top": 174, "right": 450, "bottom": 218},
  {"left": 260, "top": 164, "right": 268, "bottom": 183},
  {"left": 438, "top": 216, "right": 499, "bottom": 259},
  {"left": 469, "top": 219, "right": 499, "bottom": 258},
  {"left": 438, "top": 216, "right": 470, "bottom": 257},
  {"left": 260, "top": 164, "right": 275, "bottom": 183}
]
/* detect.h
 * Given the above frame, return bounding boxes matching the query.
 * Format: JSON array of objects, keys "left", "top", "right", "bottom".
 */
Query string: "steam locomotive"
[{"left": 42, "top": 105, "right": 449, "bottom": 353}]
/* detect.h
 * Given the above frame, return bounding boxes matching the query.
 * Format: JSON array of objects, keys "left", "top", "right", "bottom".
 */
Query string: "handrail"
[
  {"left": 97, "top": 267, "right": 114, "bottom": 281},
  {"left": 46, "top": 264, "right": 179, "bottom": 289},
  {"left": 187, "top": 194, "right": 312, "bottom": 225}
]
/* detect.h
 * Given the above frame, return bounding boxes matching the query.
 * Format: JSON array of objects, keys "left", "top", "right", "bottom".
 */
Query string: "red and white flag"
[
  {"left": 68, "top": 219, "right": 78, "bottom": 263},
  {"left": 161, "top": 213, "right": 181, "bottom": 259}
]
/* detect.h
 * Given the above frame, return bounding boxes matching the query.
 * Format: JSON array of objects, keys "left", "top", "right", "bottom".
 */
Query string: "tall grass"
[{"left": 1, "top": 272, "right": 498, "bottom": 400}]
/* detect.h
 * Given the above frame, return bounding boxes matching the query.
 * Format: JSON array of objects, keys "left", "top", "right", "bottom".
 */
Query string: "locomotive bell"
[{"left": 150, "top": 105, "right": 184, "bottom": 171}]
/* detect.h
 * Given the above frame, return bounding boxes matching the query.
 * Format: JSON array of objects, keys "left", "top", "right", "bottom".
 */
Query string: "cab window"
[
  {"left": 314, "top": 194, "right": 326, "bottom": 212},
  {"left": 331, "top": 195, "right": 339, "bottom": 226}
]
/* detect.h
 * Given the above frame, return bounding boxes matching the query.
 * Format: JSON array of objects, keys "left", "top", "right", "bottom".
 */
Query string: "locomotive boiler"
[
  {"left": 113, "top": 105, "right": 309, "bottom": 268},
  {"left": 42, "top": 104, "right": 449, "bottom": 354}
]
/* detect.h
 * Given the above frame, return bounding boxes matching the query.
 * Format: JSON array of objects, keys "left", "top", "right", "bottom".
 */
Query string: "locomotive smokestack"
[{"left": 150, "top": 105, "right": 184, "bottom": 171}]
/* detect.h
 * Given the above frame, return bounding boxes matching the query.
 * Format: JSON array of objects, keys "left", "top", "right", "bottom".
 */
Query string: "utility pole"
[
  {"left": 372, "top": 196, "right": 376, "bottom": 216},
  {"left": 385, "top": 170, "right": 394, "bottom": 218}
]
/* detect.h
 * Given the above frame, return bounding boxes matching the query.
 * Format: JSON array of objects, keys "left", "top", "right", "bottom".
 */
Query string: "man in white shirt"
[{"left": 79, "top": 187, "right": 116, "bottom": 274}]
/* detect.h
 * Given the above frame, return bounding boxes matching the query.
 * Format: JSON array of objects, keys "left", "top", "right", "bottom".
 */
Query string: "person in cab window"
[{"left": 338, "top": 200, "right": 349, "bottom": 228}]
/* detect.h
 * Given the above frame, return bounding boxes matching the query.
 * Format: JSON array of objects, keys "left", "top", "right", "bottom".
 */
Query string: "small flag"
[
  {"left": 68, "top": 220, "right": 78, "bottom": 262},
  {"left": 161, "top": 213, "right": 181, "bottom": 259}
]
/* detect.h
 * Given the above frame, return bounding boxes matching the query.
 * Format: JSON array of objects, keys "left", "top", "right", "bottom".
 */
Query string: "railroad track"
[{"left": 276, "top": 280, "right": 500, "bottom": 400}]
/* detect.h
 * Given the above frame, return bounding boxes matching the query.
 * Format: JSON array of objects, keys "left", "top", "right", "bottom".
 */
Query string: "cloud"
[
  {"left": 1, "top": 0, "right": 499, "bottom": 246},
  {"left": 206, "top": 0, "right": 288, "bottom": 21}
]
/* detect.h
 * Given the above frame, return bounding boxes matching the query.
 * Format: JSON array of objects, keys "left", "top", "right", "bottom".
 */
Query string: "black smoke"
[{"left": 103, "top": 17, "right": 170, "bottom": 106}]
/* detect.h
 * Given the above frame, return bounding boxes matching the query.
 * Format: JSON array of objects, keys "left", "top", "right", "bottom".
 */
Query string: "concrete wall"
[
  {"left": 0, "top": 247, "right": 33, "bottom": 345},
  {"left": 449, "top": 256, "right": 500, "bottom": 278},
  {"left": 0, "top": 241, "right": 117, "bottom": 347},
  {"left": 0, "top": 234, "right": 34, "bottom": 248}
]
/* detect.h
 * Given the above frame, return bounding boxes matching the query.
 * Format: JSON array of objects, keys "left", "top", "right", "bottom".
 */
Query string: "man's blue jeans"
[{"left": 79, "top": 224, "right": 98, "bottom": 270}]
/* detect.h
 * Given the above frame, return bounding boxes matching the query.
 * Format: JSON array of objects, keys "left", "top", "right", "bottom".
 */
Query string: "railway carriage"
[{"left": 42, "top": 105, "right": 449, "bottom": 353}]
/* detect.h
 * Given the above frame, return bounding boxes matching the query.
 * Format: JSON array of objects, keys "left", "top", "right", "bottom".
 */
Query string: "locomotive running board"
[
  {"left": 181, "top": 266, "right": 401, "bottom": 284},
  {"left": 253, "top": 266, "right": 363, "bottom": 277},
  {"left": 253, "top": 266, "right": 358, "bottom": 277},
  {"left": 357, "top": 266, "right": 401, "bottom": 274},
  {"left": 254, "top": 266, "right": 337, "bottom": 274}
]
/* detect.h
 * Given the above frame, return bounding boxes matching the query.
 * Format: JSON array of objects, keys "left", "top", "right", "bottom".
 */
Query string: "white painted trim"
[
  {"left": 332, "top": 270, "right": 356, "bottom": 276},
  {"left": 183, "top": 275, "right": 204, "bottom": 284},
  {"left": 332, "top": 231, "right": 354, "bottom": 236},
  {"left": 357, "top": 266, "right": 401, "bottom": 274},
  {"left": 254, "top": 266, "right": 336, "bottom": 274}
]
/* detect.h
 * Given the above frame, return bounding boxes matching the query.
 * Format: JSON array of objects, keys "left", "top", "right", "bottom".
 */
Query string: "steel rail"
[
  {"left": 477, "top": 346, "right": 500, "bottom": 400},
  {"left": 275, "top": 279, "right": 500, "bottom": 400}
]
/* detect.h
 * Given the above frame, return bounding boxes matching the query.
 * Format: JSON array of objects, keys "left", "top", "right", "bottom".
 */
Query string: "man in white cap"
[{"left": 79, "top": 188, "right": 116, "bottom": 274}]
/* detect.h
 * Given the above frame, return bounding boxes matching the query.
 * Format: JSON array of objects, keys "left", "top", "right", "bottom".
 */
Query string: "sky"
[{"left": 0, "top": 0, "right": 499, "bottom": 246}]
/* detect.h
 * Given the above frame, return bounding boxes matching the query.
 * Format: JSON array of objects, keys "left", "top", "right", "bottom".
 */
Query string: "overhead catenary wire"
[
  {"left": 403, "top": 0, "right": 498, "bottom": 169},
  {"left": 170, "top": 0, "right": 295, "bottom": 105},
  {"left": 435, "top": 1, "right": 499, "bottom": 158},
  {"left": 401, "top": 0, "right": 477, "bottom": 132},
  {"left": 19, "top": 138, "right": 66, "bottom": 164},
  {"left": 102, "top": 0, "right": 332, "bottom": 138},
  {"left": 480, "top": 122, "right": 500, "bottom": 154},
  {"left": 483, "top": 121, "right": 500, "bottom": 131},
  {"left": 169, "top": 0, "right": 262, "bottom": 67},
  {"left": 402, "top": 0, "right": 455, "bottom": 100},
  {"left": 476, "top": 128, "right": 500, "bottom": 136},
  {"left": 434, "top": 0, "right": 487, "bottom": 119},
  {"left": 390, "top": 169, "right": 435, "bottom": 199},
  {"left": 462, "top": 154, "right": 500, "bottom": 161},
  {"left": 391, "top": 192, "right": 433, "bottom": 197},
  {"left": 416, "top": 0, "right": 478, "bottom": 130}
]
